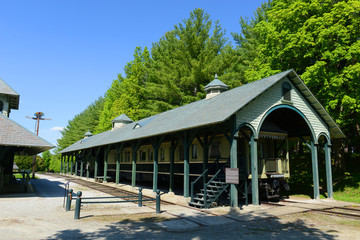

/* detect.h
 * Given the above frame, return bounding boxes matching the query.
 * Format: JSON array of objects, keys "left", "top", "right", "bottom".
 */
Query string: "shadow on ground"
[{"left": 45, "top": 212, "right": 337, "bottom": 240}]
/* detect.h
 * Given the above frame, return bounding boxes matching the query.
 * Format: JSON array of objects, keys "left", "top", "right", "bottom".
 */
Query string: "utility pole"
[{"left": 26, "top": 112, "right": 51, "bottom": 178}]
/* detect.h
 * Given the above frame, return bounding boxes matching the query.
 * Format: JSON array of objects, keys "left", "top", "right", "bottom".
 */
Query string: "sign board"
[{"left": 225, "top": 168, "right": 239, "bottom": 184}]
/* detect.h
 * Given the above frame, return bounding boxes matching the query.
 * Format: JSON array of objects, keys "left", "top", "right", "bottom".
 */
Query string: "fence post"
[
  {"left": 138, "top": 187, "right": 142, "bottom": 207},
  {"left": 156, "top": 189, "right": 161, "bottom": 214},
  {"left": 66, "top": 189, "right": 73, "bottom": 211},
  {"left": 74, "top": 191, "right": 82, "bottom": 220}
]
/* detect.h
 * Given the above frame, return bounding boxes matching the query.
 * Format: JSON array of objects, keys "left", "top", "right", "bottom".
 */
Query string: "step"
[
  {"left": 207, "top": 185, "right": 224, "bottom": 189},
  {"left": 210, "top": 181, "right": 227, "bottom": 185},
  {"left": 194, "top": 193, "right": 216, "bottom": 200},
  {"left": 188, "top": 201, "right": 205, "bottom": 208},
  {"left": 201, "top": 189, "right": 219, "bottom": 194},
  {"left": 193, "top": 197, "right": 211, "bottom": 203}
]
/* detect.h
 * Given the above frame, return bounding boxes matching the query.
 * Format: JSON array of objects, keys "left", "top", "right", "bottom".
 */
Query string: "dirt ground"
[{"left": 1, "top": 175, "right": 359, "bottom": 240}]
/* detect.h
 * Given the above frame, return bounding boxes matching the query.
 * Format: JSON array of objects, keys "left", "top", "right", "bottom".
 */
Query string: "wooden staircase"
[{"left": 189, "top": 178, "right": 229, "bottom": 208}]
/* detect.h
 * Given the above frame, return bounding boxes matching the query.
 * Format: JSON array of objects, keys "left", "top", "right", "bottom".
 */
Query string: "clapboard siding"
[{"left": 236, "top": 77, "right": 329, "bottom": 140}]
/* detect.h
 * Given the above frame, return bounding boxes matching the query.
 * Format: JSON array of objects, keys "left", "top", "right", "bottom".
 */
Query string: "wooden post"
[
  {"left": 94, "top": 147, "right": 101, "bottom": 179},
  {"left": 86, "top": 150, "right": 90, "bottom": 178},
  {"left": 324, "top": 142, "right": 333, "bottom": 199},
  {"left": 131, "top": 140, "right": 141, "bottom": 187},
  {"left": 311, "top": 141, "right": 320, "bottom": 199},
  {"left": 152, "top": 136, "right": 163, "bottom": 192},
  {"left": 104, "top": 146, "right": 110, "bottom": 182},
  {"left": 182, "top": 132, "right": 195, "bottom": 198},
  {"left": 230, "top": 133, "right": 238, "bottom": 207},
  {"left": 116, "top": 144, "right": 124, "bottom": 184},
  {"left": 75, "top": 153, "right": 78, "bottom": 176},
  {"left": 80, "top": 151, "right": 84, "bottom": 177},
  {"left": 70, "top": 154, "right": 73, "bottom": 175},
  {"left": 169, "top": 139, "right": 178, "bottom": 192},
  {"left": 250, "top": 134, "right": 259, "bottom": 205}
]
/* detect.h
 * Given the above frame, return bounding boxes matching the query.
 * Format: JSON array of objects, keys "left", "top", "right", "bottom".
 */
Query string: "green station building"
[{"left": 60, "top": 70, "right": 344, "bottom": 207}]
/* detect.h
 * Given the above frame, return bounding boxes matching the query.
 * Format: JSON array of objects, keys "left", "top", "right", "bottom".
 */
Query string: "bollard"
[
  {"left": 138, "top": 187, "right": 142, "bottom": 207},
  {"left": 156, "top": 189, "right": 161, "bottom": 214},
  {"left": 66, "top": 189, "right": 73, "bottom": 211},
  {"left": 74, "top": 191, "right": 82, "bottom": 220}
]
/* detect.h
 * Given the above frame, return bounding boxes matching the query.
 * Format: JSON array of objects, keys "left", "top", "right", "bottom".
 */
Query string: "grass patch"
[{"left": 333, "top": 172, "right": 360, "bottom": 203}]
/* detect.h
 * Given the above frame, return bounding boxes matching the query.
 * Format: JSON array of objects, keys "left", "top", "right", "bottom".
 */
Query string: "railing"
[
  {"left": 191, "top": 169, "right": 208, "bottom": 202},
  {"left": 203, "top": 167, "right": 225, "bottom": 208},
  {"left": 65, "top": 187, "right": 161, "bottom": 219}
]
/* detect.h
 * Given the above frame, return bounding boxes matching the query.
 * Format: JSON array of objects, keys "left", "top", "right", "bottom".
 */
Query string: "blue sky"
[{"left": 0, "top": 0, "right": 265, "bottom": 148}]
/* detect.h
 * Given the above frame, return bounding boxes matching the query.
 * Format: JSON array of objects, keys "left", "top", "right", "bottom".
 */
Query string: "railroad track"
[
  {"left": 261, "top": 199, "right": 360, "bottom": 220},
  {"left": 47, "top": 173, "right": 174, "bottom": 205}
]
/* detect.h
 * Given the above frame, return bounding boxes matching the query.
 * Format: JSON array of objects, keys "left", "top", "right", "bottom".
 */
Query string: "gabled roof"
[
  {"left": 0, "top": 78, "right": 20, "bottom": 110},
  {"left": 60, "top": 70, "right": 344, "bottom": 153},
  {"left": 0, "top": 114, "right": 54, "bottom": 154}
]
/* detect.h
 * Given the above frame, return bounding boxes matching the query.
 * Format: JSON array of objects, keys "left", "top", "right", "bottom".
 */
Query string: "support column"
[
  {"left": 131, "top": 140, "right": 141, "bottom": 187},
  {"left": 183, "top": 132, "right": 194, "bottom": 198},
  {"left": 66, "top": 155, "right": 69, "bottom": 174},
  {"left": 169, "top": 139, "right": 178, "bottom": 192},
  {"left": 94, "top": 147, "right": 101, "bottom": 179},
  {"left": 152, "top": 136, "right": 163, "bottom": 192},
  {"left": 80, "top": 152, "right": 84, "bottom": 177},
  {"left": 230, "top": 133, "right": 238, "bottom": 207},
  {"left": 104, "top": 146, "right": 110, "bottom": 182},
  {"left": 70, "top": 154, "right": 73, "bottom": 175},
  {"left": 86, "top": 150, "right": 90, "bottom": 178},
  {"left": 311, "top": 141, "right": 320, "bottom": 199},
  {"left": 116, "top": 144, "right": 124, "bottom": 185},
  {"left": 75, "top": 153, "right": 78, "bottom": 176},
  {"left": 250, "top": 134, "right": 259, "bottom": 205},
  {"left": 324, "top": 142, "right": 333, "bottom": 198}
]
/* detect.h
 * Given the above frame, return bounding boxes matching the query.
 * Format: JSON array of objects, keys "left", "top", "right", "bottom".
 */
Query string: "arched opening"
[
  {"left": 258, "top": 105, "right": 320, "bottom": 199},
  {"left": 318, "top": 133, "right": 333, "bottom": 198}
]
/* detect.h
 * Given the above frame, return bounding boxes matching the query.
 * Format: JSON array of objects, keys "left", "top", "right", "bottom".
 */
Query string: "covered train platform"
[{"left": 59, "top": 70, "right": 345, "bottom": 208}]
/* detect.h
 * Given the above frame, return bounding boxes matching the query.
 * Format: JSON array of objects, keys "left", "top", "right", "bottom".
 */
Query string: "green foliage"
[
  {"left": 235, "top": 0, "right": 360, "bottom": 172},
  {"left": 147, "top": 8, "right": 239, "bottom": 113},
  {"left": 14, "top": 155, "right": 44, "bottom": 172},
  {"left": 49, "top": 153, "right": 61, "bottom": 172},
  {"left": 333, "top": 172, "right": 360, "bottom": 203},
  {"left": 57, "top": 97, "right": 104, "bottom": 150},
  {"left": 42, "top": 150, "right": 52, "bottom": 171}
]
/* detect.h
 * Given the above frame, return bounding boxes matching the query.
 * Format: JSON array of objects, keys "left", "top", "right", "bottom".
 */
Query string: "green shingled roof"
[{"left": 60, "top": 70, "right": 344, "bottom": 153}]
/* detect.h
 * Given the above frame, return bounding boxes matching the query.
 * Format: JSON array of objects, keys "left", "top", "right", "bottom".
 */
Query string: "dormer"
[
  {"left": 204, "top": 74, "right": 228, "bottom": 99},
  {"left": 0, "top": 79, "right": 19, "bottom": 117},
  {"left": 111, "top": 114, "right": 133, "bottom": 130}
]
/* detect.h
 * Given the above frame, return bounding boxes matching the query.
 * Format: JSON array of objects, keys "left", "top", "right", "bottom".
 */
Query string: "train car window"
[
  {"left": 179, "top": 145, "right": 184, "bottom": 161},
  {"left": 209, "top": 143, "right": 221, "bottom": 158},
  {"left": 125, "top": 151, "right": 131, "bottom": 162},
  {"left": 192, "top": 144, "right": 197, "bottom": 159},
  {"left": 160, "top": 147, "right": 165, "bottom": 161},
  {"left": 140, "top": 150, "right": 146, "bottom": 161},
  {"left": 148, "top": 149, "right": 153, "bottom": 161}
]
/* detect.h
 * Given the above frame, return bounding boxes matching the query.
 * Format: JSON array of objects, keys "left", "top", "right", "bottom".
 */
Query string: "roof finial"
[{"left": 215, "top": 74, "right": 218, "bottom": 79}]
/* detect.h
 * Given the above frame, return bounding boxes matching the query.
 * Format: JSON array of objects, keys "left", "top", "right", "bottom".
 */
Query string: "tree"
[
  {"left": 57, "top": 97, "right": 104, "bottom": 150},
  {"left": 234, "top": 0, "right": 360, "bottom": 172},
  {"left": 42, "top": 150, "right": 52, "bottom": 171},
  {"left": 146, "top": 8, "right": 239, "bottom": 113}
]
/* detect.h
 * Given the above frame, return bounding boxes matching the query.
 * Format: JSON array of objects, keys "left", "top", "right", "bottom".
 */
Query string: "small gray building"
[
  {"left": 60, "top": 70, "right": 344, "bottom": 207},
  {"left": 0, "top": 79, "right": 54, "bottom": 193}
]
